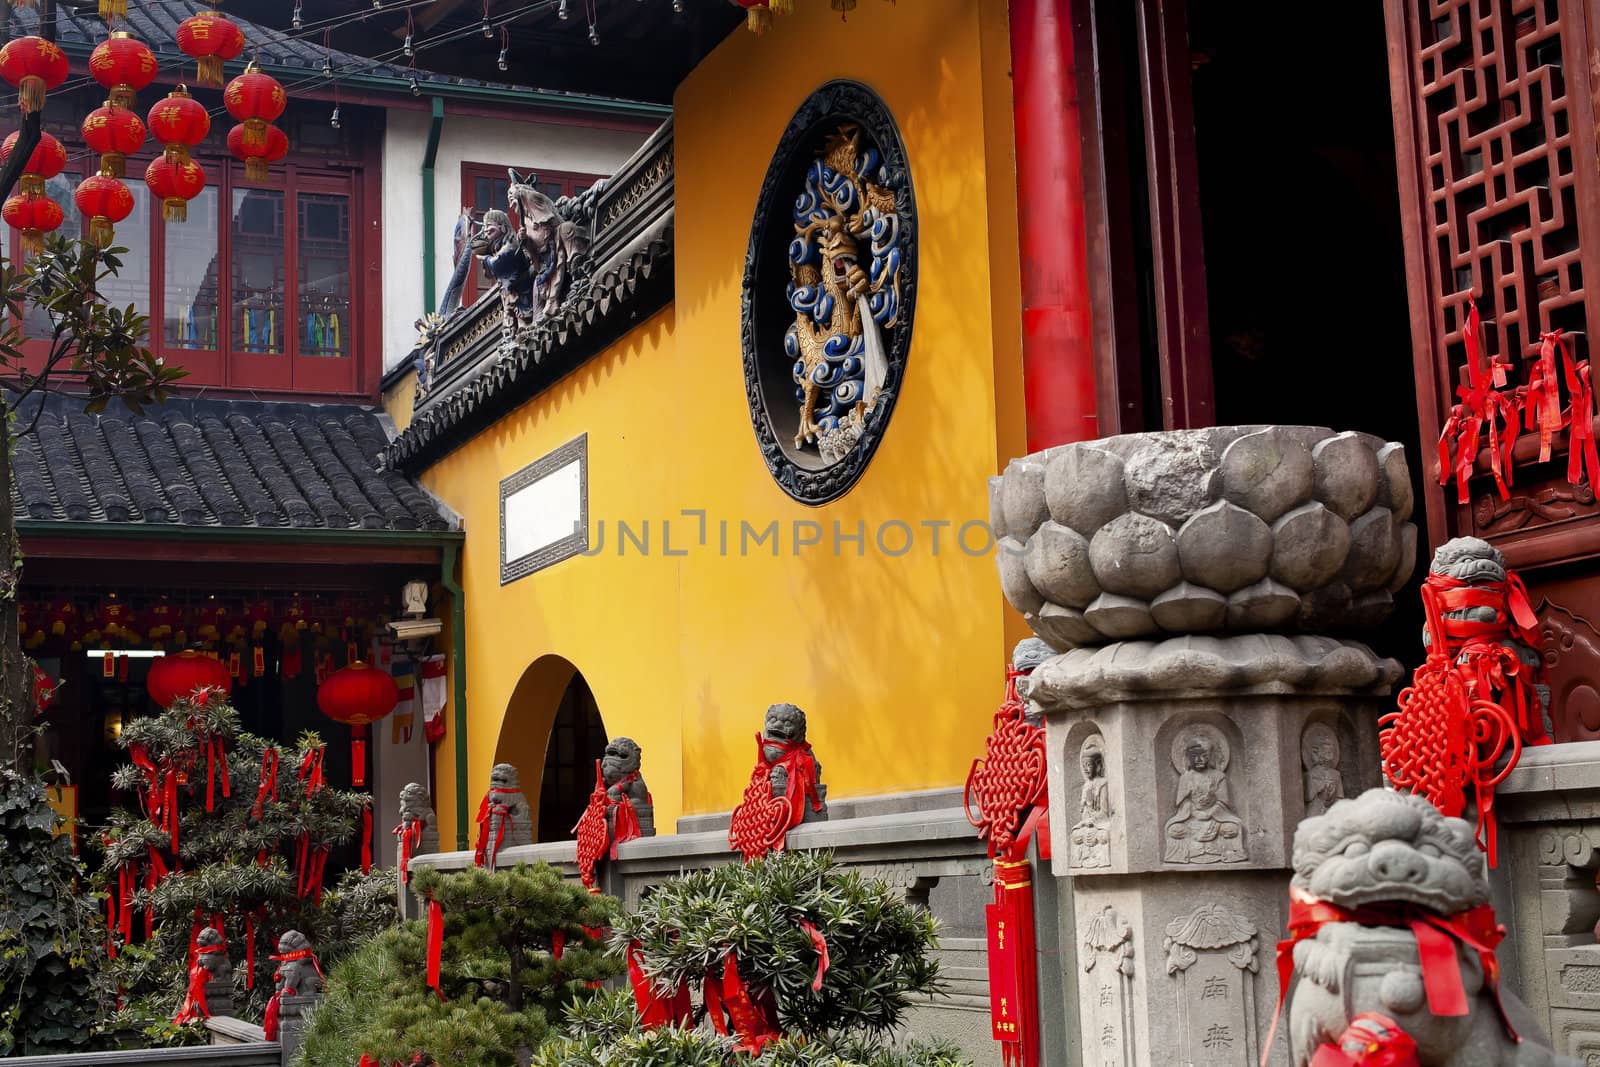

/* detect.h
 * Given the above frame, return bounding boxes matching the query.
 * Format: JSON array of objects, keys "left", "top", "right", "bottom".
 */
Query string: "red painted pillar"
[{"left": 1011, "top": 0, "right": 1099, "bottom": 450}]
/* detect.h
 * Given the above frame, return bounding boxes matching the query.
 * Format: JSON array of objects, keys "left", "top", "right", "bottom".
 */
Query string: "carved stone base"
[{"left": 1034, "top": 633, "right": 1398, "bottom": 1065}]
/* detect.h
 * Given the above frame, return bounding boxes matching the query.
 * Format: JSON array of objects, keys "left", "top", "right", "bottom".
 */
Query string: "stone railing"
[
  {"left": 1, "top": 1043, "right": 280, "bottom": 1067},
  {"left": 406, "top": 789, "right": 1037, "bottom": 1067},
  {"left": 1495, "top": 740, "right": 1600, "bottom": 1063}
]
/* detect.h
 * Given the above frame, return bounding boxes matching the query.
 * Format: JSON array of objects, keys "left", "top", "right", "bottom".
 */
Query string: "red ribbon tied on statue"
[
  {"left": 394, "top": 819, "right": 424, "bottom": 885},
  {"left": 1262, "top": 886, "right": 1517, "bottom": 1065},
  {"left": 173, "top": 944, "right": 225, "bottom": 1024},
  {"left": 473, "top": 788, "right": 520, "bottom": 867},
  {"left": 1309, "top": 1014, "right": 1421, "bottom": 1067},
  {"left": 1437, "top": 301, "right": 1519, "bottom": 504}
]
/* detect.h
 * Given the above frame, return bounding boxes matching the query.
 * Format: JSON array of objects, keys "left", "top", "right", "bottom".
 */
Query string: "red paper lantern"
[
  {"left": 31, "top": 660, "right": 55, "bottom": 717},
  {"left": 316, "top": 661, "right": 398, "bottom": 787},
  {"left": 147, "top": 649, "right": 232, "bottom": 708},
  {"left": 146, "top": 87, "right": 210, "bottom": 166},
  {"left": 4, "top": 191, "right": 62, "bottom": 256},
  {"left": 227, "top": 122, "right": 287, "bottom": 183},
  {"left": 1, "top": 130, "right": 65, "bottom": 195},
  {"left": 223, "top": 64, "right": 285, "bottom": 151},
  {"left": 81, "top": 103, "right": 146, "bottom": 179},
  {"left": 89, "top": 32, "right": 158, "bottom": 109},
  {"left": 0, "top": 37, "right": 67, "bottom": 115},
  {"left": 176, "top": 12, "right": 245, "bottom": 89},
  {"left": 73, "top": 173, "right": 133, "bottom": 248},
  {"left": 145, "top": 156, "right": 205, "bottom": 223}
]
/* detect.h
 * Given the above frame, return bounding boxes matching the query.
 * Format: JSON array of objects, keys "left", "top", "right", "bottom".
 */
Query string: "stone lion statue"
[
  {"left": 1286, "top": 789, "right": 1574, "bottom": 1066},
  {"left": 601, "top": 736, "right": 655, "bottom": 837},
  {"left": 195, "top": 926, "right": 231, "bottom": 985},
  {"left": 398, "top": 781, "right": 440, "bottom": 855},
  {"left": 482, "top": 763, "right": 533, "bottom": 858},
  {"left": 763, "top": 702, "right": 828, "bottom": 822},
  {"left": 274, "top": 930, "right": 320, "bottom": 999}
]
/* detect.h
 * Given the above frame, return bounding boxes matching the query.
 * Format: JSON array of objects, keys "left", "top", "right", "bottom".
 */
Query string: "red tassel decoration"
[
  {"left": 361, "top": 806, "right": 373, "bottom": 874},
  {"left": 351, "top": 724, "right": 366, "bottom": 787},
  {"left": 986, "top": 859, "right": 1040, "bottom": 1067},
  {"left": 245, "top": 913, "right": 255, "bottom": 989}
]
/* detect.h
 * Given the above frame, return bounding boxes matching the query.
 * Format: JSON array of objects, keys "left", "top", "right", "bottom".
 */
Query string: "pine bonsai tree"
[
  {"left": 539, "top": 851, "right": 961, "bottom": 1065},
  {"left": 92, "top": 686, "right": 392, "bottom": 1031},
  {"left": 0, "top": 765, "right": 110, "bottom": 1055},
  {"left": 297, "top": 861, "right": 621, "bottom": 1067}
]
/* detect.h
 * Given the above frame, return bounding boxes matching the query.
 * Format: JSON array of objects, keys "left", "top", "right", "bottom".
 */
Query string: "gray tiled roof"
[
  {"left": 11, "top": 392, "right": 453, "bottom": 531},
  {"left": 11, "top": 0, "right": 546, "bottom": 94}
]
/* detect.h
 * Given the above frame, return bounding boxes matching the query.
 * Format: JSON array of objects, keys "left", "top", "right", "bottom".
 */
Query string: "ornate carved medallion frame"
[{"left": 741, "top": 80, "right": 918, "bottom": 505}]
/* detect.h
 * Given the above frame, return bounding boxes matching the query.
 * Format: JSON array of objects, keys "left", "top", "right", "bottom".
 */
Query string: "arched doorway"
[
  {"left": 495, "top": 654, "right": 608, "bottom": 842},
  {"left": 536, "top": 672, "right": 607, "bottom": 842}
]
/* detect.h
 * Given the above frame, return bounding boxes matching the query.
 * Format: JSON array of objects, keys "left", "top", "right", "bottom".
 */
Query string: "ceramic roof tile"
[{"left": 9, "top": 393, "right": 453, "bottom": 532}]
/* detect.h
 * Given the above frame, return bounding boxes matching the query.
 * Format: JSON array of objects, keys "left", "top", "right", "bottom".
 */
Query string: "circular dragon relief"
[{"left": 741, "top": 80, "right": 917, "bottom": 505}]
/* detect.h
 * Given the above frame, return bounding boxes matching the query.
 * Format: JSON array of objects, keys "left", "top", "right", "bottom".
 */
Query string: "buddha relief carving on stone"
[
  {"left": 1301, "top": 722, "right": 1344, "bottom": 818},
  {"left": 1163, "top": 725, "right": 1247, "bottom": 865},
  {"left": 1071, "top": 734, "right": 1112, "bottom": 869}
]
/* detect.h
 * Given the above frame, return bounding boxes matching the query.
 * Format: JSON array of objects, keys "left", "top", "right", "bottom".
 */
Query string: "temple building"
[
  {"left": 8, "top": 0, "right": 657, "bottom": 855},
  {"left": 13, "top": 0, "right": 1600, "bottom": 1062}
]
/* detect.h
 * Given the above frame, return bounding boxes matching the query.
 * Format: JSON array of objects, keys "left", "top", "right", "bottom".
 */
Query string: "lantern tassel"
[
  {"left": 100, "top": 153, "right": 125, "bottom": 179},
  {"left": 20, "top": 174, "right": 41, "bottom": 196},
  {"left": 770, "top": 0, "right": 793, "bottom": 12},
  {"left": 89, "top": 216, "right": 114, "bottom": 248},
  {"left": 745, "top": 6, "right": 771, "bottom": 32},
  {"left": 98, "top": 0, "right": 126, "bottom": 21},
  {"left": 164, "top": 143, "right": 190, "bottom": 166},
  {"left": 245, "top": 157, "right": 267, "bottom": 182},
  {"left": 20, "top": 229, "right": 41, "bottom": 257},
  {"left": 351, "top": 724, "right": 366, "bottom": 788},
  {"left": 18, "top": 75, "right": 44, "bottom": 115},
  {"left": 196, "top": 57, "right": 223, "bottom": 89},
  {"left": 242, "top": 117, "right": 267, "bottom": 150},
  {"left": 163, "top": 197, "right": 187, "bottom": 223}
]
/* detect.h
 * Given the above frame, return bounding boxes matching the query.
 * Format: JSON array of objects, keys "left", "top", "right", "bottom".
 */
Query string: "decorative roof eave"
[{"left": 387, "top": 226, "right": 674, "bottom": 474}]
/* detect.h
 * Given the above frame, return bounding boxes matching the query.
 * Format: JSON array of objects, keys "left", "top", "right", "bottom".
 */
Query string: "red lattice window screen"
[{"left": 1389, "top": 0, "right": 1600, "bottom": 546}]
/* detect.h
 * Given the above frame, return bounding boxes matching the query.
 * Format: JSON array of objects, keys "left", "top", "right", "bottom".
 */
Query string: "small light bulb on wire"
[
  {"left": 497, "top": 27, "right": 510, "bottom": 71},
  {"left": 322, "top": 56, "right": 333, "bottom": 77},
  {"left": 673, "top": 0, "right": 683, "bottom": 11},
  {"left": 403, "top": 32, "right": 413, "bottom": 56},
  {"left": 557, "top": 0, "right": 569, "bottom": 19},
  {"left": 409, "top": 72, "right": 421, "bottom": 95},
  {"left": 330, "top": 105, "right": 341, "bottom": 128},
  {"left": 292, "top": 0, "right": 302, "bottom": 28},
  {"left": 588, "top": 23, "right": 599, "bottom": 44}
]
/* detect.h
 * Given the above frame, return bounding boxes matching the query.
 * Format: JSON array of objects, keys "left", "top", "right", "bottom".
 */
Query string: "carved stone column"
[{"left": 991, "top": 426, "right": 1415, "bottom": 1066}]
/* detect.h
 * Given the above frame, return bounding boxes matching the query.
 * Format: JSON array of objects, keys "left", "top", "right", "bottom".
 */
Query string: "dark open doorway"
[
  {"left": 536, "top": 670, "right": 608, "bottom": 842},
  {"left": 1185, "top": 0, "right": 1428, "bottom": 661}
]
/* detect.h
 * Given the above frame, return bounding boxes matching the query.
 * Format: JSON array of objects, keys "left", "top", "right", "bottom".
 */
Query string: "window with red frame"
[
  {"left": 12, "top": 153, "right": 362, "bottom": 397},
  {"left": 458, "top": 162, "right": 602, "bottom": 306}
]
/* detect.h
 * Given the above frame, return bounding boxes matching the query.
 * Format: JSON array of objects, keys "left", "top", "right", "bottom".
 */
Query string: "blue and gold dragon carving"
[{"left": 785, "top": 124, "right": 903, "bottom": 463}]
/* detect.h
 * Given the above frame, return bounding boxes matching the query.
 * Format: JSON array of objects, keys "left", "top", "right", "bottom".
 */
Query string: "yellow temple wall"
[{"left": 419, "top": 0, "right": 1024, "bottom": 843}]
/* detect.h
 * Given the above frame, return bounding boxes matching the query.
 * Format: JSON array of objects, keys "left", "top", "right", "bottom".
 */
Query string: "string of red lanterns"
[
  {"left": 0, "top": 128, "right": 64, "bottom": 254},
  {"left": 0, "top": 13, "right": 294, "bottom": 252}
]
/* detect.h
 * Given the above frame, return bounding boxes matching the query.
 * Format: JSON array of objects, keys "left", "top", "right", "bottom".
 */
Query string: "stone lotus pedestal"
[{"left": 990, "top": 426, "right": 1415, "bottom": 1067}]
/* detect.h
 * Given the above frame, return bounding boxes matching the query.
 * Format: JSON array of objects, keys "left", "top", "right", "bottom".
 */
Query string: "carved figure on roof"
[
  {"left": 508, "top": 170, "right": 590, "bottom": 320},
  {"left": 472, "top": 207, "right": 535, "bottom": 317},
  {"left": 786, "top": 123, "right": 905, "bottom": 464}
]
